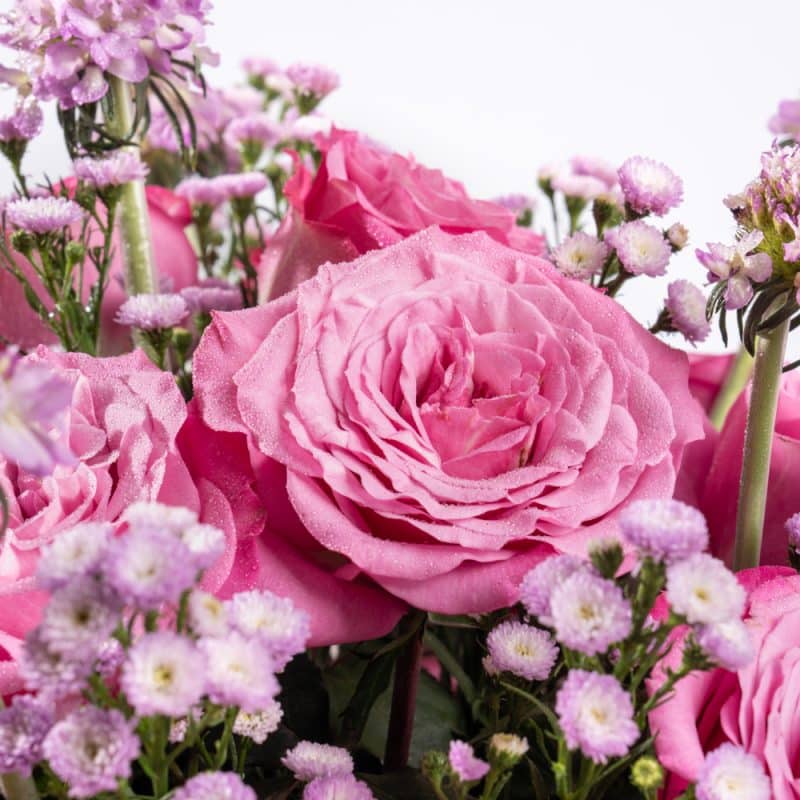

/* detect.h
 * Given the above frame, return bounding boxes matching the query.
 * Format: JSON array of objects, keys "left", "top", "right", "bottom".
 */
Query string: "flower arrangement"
[{"left": 2, "top": 2, "right": 800, "bottom": 799}]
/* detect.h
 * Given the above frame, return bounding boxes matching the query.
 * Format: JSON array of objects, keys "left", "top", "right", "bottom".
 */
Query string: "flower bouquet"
[{"left": 1, "top": 3, "right": 800, "bottom": 799}]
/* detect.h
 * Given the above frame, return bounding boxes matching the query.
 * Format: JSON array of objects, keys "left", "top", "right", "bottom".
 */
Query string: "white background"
[{"left": 3, "top": 0, "right": 800, "bottom": 352}]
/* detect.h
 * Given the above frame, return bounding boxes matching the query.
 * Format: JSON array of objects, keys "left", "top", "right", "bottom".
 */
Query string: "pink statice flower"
[
  {"left": 696, "top": 231, "right": 773, "bottom": 309},
  {"left": 448, "top": 740, "right": 490, "bottom": 783},
  {"left": 286, "top": 63, "right": 340, "bottom": 99},
  {"left": 4, "top": 196, "right": 85, "bottom": 233},
  {"left": 115, "top": 293, "right": 189, "bottom": 330},
  {"left": 36, "top": 522, "right": 112, "bottom": 590},
  {"left": 224, "top": 114, "right": 284, "bottom": 151},
  {"left": 303, "top": 775, "right": 374, "bottom": 800},
  {"left": 233, "top": 703, "right": 283, "bottom": 745},
  {"left": 695, "top": 743, "right": 770, "bottom": 800},
  {"left": 282, "top": 741, "right": 354, "bottom": 782},
  {"left": 486, "top": 621, "right": 558, "bottom": 681},
  {"left": 618, "top": 156, "right": 684, "bottom": 216},
  {"left": 42, "top": 707, "right": 140, "bottom": 798},
  {"left": 519, "top": 555, "right": 589, "bottom": 624},
  {"left": 768, "top": 98, "right": 800, "bottom": 140},
  {"left": 552, "top": 232, "right": 610, "bottom": 279},
  {"left": 618, "top": 499, "right": 708, "bottom": 563},
  {"left": 612, "top": 220, "right": 671, "bottom": 276},
  {"left": 0, "top": 95, "right": 43, "bottom": 141},
  {"left": 73, "top": 150, "right": 149, "bottom": 188},
  {"left": 0, "top": 695, "right": 53, "bottom": 776},
  {"left": 665, "top": 280, "right": 711, "bottom": 344},
  {"left": 695, "top": 619, "right": 754, "bottom": 671},
  {"left": 174, "top": 772, "right": 257, "bottom": 800},
  {"left": 0, "top": 349, "right": 74, "bottom": 475},
  {"left": 555, "top": 670, "right": 639, "bottom": 764},
  {"left": 666, "top": 553, "right": 745, "bottom": 625}
]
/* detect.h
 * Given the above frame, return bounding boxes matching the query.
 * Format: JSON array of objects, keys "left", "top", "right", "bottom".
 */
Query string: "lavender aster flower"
[
  {"left": 552, "top": 232, "right": 610, "bottom": 279},
  {"left": 4, "top": 196, "right": 85, "bottom": 233},
  {"left": 612, "top": 220, "right": 671, "bottom": 276},
  {"left": 43, "top": 707, "right": 139, "bottom": 798},
  {"left": 786, "top": 511, "right": 800, "bottom": 550},
  {"left": 115, "top": 293, "right": 189, "bottom": 330},
  {"left": 555, "top": 670, "right": 639, "bottom": 764},
  {"left": 188, "top": 590, "right": 229, "bottom": 637},
  {"left": 286, "top": 63, "right": 340, "bottom": 99},
  {"left": 666, "top": 221, "right": 689, "bottom": 250},
  {"left": 0, "top": 695, "right": 53, "bottom": 776},
  {"left": 242, "top": 57, "right": 282, "bottom": 78},
  {"left": 550, "top": 572, "right": 632, "bottom": 655},
  {"left": 570, "top": 155, "right": 618, "bottom": 189},
  {"left": 19, "top": 627, "right": 94, "bottom": 697},
  {"left": 519, "top": 555, "right": 588, "bottom": 624},
  {"left": 303, "top": 775, "right": 375, "bottom": 800},
  {"left": 73, "top": 150, "right": 149, "bottom": 188},
  {"left": 695, "top": 743, "right": 770, "bottom": 800},
  {"left": 37, "top": 522, "right": 112, "bottom": 590},
  {"left": 486, "top": 621, "right": 558, "bottom": 681},
  {"left": 224, "top": 113, "right": 284, "bottom": 151},
  {"left": 665, "top": 280, "right": 711, "bottom": 344},
  {"left": 551, "top": 173, "right": 607, "bottom": 200},
  {"left": 448, "top": 740, "right": 490, "bottom": 783},
  {"left": 180, "top": 281, "right": 244, "bottom": 314},
  {"left": 123, "top": 501, "right": 197, "bottom": 534},
  {"left": 769, "top": 98, "right": 800, "bottom": 139},
  {"left": 217, "top": 171, "right": 269, "bottom": 199},
  {"left": 233, "top": 702, "right": 283, "bottom": 745},
  {"left": 618, "top": 156, "right": 683, "bottom": 215},
  {"left": 282, "top": 741, "right": 354, "bottom": 782},
  {"left": 491, "top": 193, "right": 536, "bottom": 214},
  {"left": 618, "top": 499, "right": 709, "bottom": 562},
  {"left": 695, "top": 619, "right": 754, "bottom": 670},
  {"left": 180, "top": 523, "right": 226, "bottom": 571},
  {"left": 173, "top": 772, "right": 257, "bottom": 800},
  {"left": 0, "top": 96, "right": 43, "bottom": 141},
  {"left": 121, "top": 632, "right": 206, "bottom": 717},
  {"left": 176, "top": 176, "right": 231, "bottom": 207},
  {"left": 666, "top": 553, "right": 745, "bottom": 624}
]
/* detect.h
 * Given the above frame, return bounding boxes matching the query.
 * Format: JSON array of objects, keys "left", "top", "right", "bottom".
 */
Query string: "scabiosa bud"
[
  {"left": 448, "top": 740, "right": 490, "bottom": 783},
  {"left": 121, "top": 632, "right": 206, "bottom": 717},
  {"left": 618, "top": 499, "right": 709, "bottom": 563},
  {"left": 695, "top": 743, "right": 770, "bottom": 800},
  {"left": 630, "top": 756, "right": 664, "bottom": 792},
  {"left": 485, "top": 621, "right": 558, "bottom": 681},
  {"left": 665, "top": 280, "right": 711, "bottom": 344},
  {"left": 519, "top": 555, "right": 589, "bottom": 624},
  {"left": 0, "top": 695, "right": 53, "bottom": 776},
  {"left": 73, "top": 150, "right": 149, "bottom": 188},
  {"left": 666, "top": 553, "right": 745, "bottom": 624},
  {"left": 234, "top": 702, "right": 284, "bottom": 745},
  {"left": 282, "top": 741, "right": 354, "bottom": 782},
  {"left": 612, "top": 220, "right": 671, "bottom": 276},
  {"left": 550, "top": 572, "right": 632, "bottom": 655},
  {"left": 555, "top": 670, "right": 639, "bottom": 764},
  {"left": 115, "top": 293, "right": 189, "bottom": 330},
  {"left": 173, "top": 772, "right": 257, "bottom": 800},
  {"left": 303, "top": 775, "right": 375, "bottom": 800},
  {"left": 618, "top": 156, "right": 683, "bottom": 216},
  {"left": 552, "top": 232, "right": 610, "bottom": 279},
  {"left": 587, "top": 538, "right": 624, "bottom": 579},
  {"left": 666, "top": 221, "right": 689, "bottom": 250},
  {"left": 4, "top": 196, "right": 85, "bottom": 234},
  {"left": 488, "top": 733, "right": 529, "bottom": 769},
  {"left": 37, "top": 522, "right": 112, "bottom": 590},
  {"left": 695, "top": 619, "right": 754, "bottom": 670},
  {"left": 43, "top": 707, "right": 140, "bottom": 799}
]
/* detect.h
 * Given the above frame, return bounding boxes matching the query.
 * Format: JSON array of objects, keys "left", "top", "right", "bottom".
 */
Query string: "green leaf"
[
  {"left": 278, "top": 654, "right": 329, "bottom": 742},
  {"left": 363, "top": 769, "right": 440, "bottom": 800}
]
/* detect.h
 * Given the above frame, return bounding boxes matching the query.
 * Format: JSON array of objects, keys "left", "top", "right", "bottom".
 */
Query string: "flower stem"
[
  {"left": 733, "top": 310, "right": 790, "bottom": 570},
  {"left": 708, "top": 345, "right": 754, "bottom": 431},
  {"left": 105, "top": 75, "right": 157, "bottom": 296},
  {"left": 0, "top": 773, "right": 40, "bottom": 800}
]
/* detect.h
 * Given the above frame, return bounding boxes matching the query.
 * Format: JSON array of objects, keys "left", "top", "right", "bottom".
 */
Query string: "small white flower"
[
  {"left": 666, "top": 554, "right": 745, "bottom": 625},
  {"left": 233, "top": 702, "right": 283, "bottom": 744},
  {"left": 37, "top": 523, "right": 111, "bottom": 590},
  {"left": 188, "top": 590, "right": 229, "bottom": 637}
]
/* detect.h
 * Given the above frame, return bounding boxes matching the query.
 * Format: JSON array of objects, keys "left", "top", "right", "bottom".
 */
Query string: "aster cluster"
[
  {"left": 0, "top": 501, "right": 311, "bottom": 799},
  {"left": 281, "top": 740, "right": 376, "bottom": 798}
]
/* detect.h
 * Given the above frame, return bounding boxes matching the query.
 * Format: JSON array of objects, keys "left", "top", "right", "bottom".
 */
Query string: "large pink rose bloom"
[
  {"left": 676, "top": 354, "right": 800, "bottom": 566},
  {"left": 0, "top": 348, "right": 199, "bottom": 695},
  {"left": 650, "top": 566, "right": 800, "bottom": 799},
  {"left": 195, "top": 229, "right": 703, "bottom": 619},
  {"left": 0, "top": 185, "right": 198, "bottom": 353},
  {"left": 258, "top": 128, "right": 546, "bottom": 300}
]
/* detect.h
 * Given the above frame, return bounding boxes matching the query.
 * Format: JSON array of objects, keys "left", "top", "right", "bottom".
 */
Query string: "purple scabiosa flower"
[
  {"left": 491, "top": 193, "right": 536, "bottom": 214},
  {"left": 0, "top": 95, "right": 43, "bottom": 141},
  {"left": 4, "top": 196, "right": 85, "bottom": 233},
  {"left": 282, "top": 741, "right": 354, "bottom": 782},
  {"left": 180, "top": 281, "right": 244, "bottom": 314},
  {"left": 199, "top": 632, "right": 279, "bottom": 712},
  {"left": 227, "top": 590, "right": 311, "bottom": 671},
  {"left": 0, "top": 694, "right": 53, "bottom": 776},
  {"left": 695, "top": 619, "right": 754, "bottom": 671},
  {"left": 43, "top": 707, "right": 139, "bottom": 799},
  {"left": 786, "top": 511, "right": 800, "bottom": 550},
  {"left": 37, "top": 522, "right": 112, "bottom": 590},
  {"left": 570, "top": 155, "right": 618, "bottom": 189},
  {"left": 696, "top": 231, "right": 773, "bottom": 310},
  {"left": 19, "top": 627, "right": 94, "bottom": 697},
  {"left": 695, "top": 743, "right": 770, "bottom": 800},
  {"left": 73, "top": 150, "right": 149, "bottom": 188},
  {"left": 666, "top": 221, "right": 689, "bottom": 250},
  {"left": 115, "top": 293, "right": 189, "bottom": 330},
  {"left": 555, "top": 670, "right": 639, "bottom": 764},
  {"left": 618, "top": 156, "right": 683, "bottom": 216},
  {"left": 224, "top": 113, "right": 284, "bottom": 151},
  {"left": 665, "top": 280, "right": 711, "bottom": 344},
  {"left": 666, "top": 553, "right": 745, "bottom": 625},
  {"left": 233, "top": 701, "right": 284, "bottom": 745},
  {"left": 121, "top": 632, "right": 206, "bottom": 717},
  {"left": 519, "top": 555, "right": 589, "bottom": 625},
  {"left": 549, "top": 572, "right": 632, "bottom": 655},
  {"left": 173, "top": 772, "right": 257, "bottom": 800},
  {"left": 448, "top": 740, "right": 490, "bottom": 783},
  {"left": 485, "top": 621, "right": 558, "bottom": 681},
  {"left": 303, "top": 774, "right": 375, "bottom": 800},
  {"left": 618, "top": 499, "right": 709, "bottom": 563},
  {"left": 551, "top": 173, "right": 607, "bottom": 200},
  {"left": 551, "top": 232, "right": 610, "bottom": 280},
  {"left": 286, "top": 63, "right": 340, "bottom": 99},
  {"left": 188, "top": 590, "right": 229, "bottom": 637},
  {"left": 104, "top": 526, "right": 197, "bottom": 610},
  {"left": 0, "top": 350, "right": 75, "bottom": 475},
  {"left": 175, "top": 176, "right": 231, "bottom": 207},
  {"left": 769, "top": 99, "right": 800, "bottom": 139},
  {"left": 612, "top": 220, "right": 671, "bottom": 276}
]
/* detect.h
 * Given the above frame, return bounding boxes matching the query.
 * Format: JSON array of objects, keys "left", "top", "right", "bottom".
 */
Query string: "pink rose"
[
  {"left": 0, "top": 185, "right": 198, "bottom": 353},
  {"left": 0, "top": 348, "right": 199, "bottom": 695},
  {"left": 650, "top": 566, "right": 800, "bottom": 799},
  {"left": 258, "top": 128, "right": 547, "bottom": 300},
  {"left": 195, "top": 229, "right": 703, "bottom": 621},
  {"left": 676, "top": 354, "right": 800, "bottom": 566}
]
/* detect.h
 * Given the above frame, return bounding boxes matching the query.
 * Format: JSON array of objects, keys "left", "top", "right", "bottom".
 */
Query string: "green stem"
[
  {"left": 733, "top": 310, "right": 790, "bottom": 570},
  {"left": 708, "top": 346, "right": 754, "bottom": 431},
  {"left": 0, "top": 772, "right": 40, "bottom": 800},
  {"left": 105, "top": 75, "right": 158, "bottom": 296}
]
